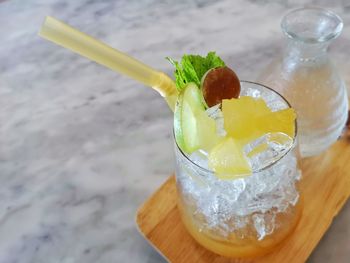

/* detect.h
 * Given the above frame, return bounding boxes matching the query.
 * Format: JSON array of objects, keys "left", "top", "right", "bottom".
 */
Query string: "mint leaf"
[{"left": 166, "top": 52, "right": 225, "bottom": 91}]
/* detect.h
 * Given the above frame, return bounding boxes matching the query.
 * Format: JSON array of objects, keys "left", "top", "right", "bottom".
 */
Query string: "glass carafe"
[{"left": 258, "top": 7, "right": 348, "bottom": 157}]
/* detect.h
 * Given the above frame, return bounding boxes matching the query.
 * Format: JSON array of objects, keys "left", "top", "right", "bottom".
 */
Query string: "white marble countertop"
[{"left": 1, "top": 0, "right": 350, "bottom": 262}]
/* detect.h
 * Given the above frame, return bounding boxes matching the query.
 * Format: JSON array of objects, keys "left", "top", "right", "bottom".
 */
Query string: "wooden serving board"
[{"left": 136, "top": 138, "right": 350, "bottom": 263}]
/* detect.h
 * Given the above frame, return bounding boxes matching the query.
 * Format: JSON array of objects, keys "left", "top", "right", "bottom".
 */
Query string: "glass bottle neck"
[
  {"left": 280, "top": 7, "right": 342, "bottom": 62},
  {"left": 284, "top": 40, "right": 329, "bottom": 62}
]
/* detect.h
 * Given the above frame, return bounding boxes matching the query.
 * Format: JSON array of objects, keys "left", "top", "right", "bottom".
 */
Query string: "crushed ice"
[
  {"left": 177, "top": 147, "right": 300, "bottom": 241},
  {"left": 177, "top": 87, "right": 299, "bottom": 241},
  {"left": 244, "top": 132, "right": 294, "bottom": 171},
  {"left": 206, "top": 104, "right": 226, "bottom": 137}
]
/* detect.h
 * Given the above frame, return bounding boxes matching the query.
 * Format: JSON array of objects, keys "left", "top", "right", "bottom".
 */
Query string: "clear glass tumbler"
[{"left": 174, "top": 81, "right": 302, "bottom": 258}]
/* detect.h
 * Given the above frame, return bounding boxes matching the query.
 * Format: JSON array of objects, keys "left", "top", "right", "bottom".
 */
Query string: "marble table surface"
[{"left": 1, "top": 0, "right": 350, "bottom": 262}]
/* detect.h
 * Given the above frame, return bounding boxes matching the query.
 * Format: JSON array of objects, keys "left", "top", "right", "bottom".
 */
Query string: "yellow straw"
[{"left": 39, "top": 16, "right": 178, "bottom": 111}]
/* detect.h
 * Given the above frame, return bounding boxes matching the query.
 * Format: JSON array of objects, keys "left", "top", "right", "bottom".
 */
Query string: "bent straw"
[{"left": 39, "top": 16, "right": 178, "bottom": 111}]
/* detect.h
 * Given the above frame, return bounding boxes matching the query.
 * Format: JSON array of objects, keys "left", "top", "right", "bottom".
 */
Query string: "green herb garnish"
[{"left": 166, "top": 52, "right": 225, "bottom": 91}]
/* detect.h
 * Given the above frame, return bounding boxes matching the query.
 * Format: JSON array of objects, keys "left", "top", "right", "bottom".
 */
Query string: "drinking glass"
[{"left": 174, "top": 81, "right": 302, "bottom": 258}]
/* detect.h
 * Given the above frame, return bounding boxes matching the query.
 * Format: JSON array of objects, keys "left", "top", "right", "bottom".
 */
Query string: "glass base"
[{"left": 177, "top": 198, "right": 303, "bottom": 258}]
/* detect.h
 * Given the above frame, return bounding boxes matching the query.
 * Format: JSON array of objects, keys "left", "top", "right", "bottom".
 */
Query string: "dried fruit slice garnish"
[{"left": 201, "top": 66, "right": 241, "bottom": 107}]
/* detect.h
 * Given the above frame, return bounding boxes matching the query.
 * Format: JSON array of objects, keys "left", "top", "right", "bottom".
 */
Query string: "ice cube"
[
  {"left": 212, "top": 178, "right": 246, "bottom": 202},
  {"left": 206, "top": 104, "right": 226, "bottom": 136},
  {"left": 206, "top": 104, "right": 221, "bottom": 117},
  {"left": 253, "top": 213, "right": 276, "bottom": 240},
  {"left": 240, "top": 87, "right": 261, "bottom": 98},
  {"left": 189, "top": 150, "right": 209, "bottom": 170},
  {"left": 244, "top": 133, "right": 294, "bottom": 171},
  {"left": 268, "top": 100, "right": 289, "bottom": 111}
]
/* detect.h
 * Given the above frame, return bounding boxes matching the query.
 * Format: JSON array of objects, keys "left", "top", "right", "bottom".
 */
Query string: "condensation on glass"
[{"left": 258, "top": 7, "right": 348, "bottom": 157}]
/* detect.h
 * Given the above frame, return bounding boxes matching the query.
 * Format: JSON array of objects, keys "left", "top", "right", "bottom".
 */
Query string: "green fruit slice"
[
  {"left": 174, "top": 83, "right": 220, "bottom": 153},
  {"left": 174, "top": 83, "right": 201, "bottom": 153}
]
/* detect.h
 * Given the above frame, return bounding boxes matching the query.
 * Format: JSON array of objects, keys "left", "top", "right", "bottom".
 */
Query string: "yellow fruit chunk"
[
  {"left": 196, "top": 111, "right": 222, "bottom": 152},
  {"left": 222, "top": 96, "right": 271, "bottom": 142},
  {"left": 222, "top": 96, "right": 296, "bottom": 143},
  {"left": 256, "top": 109, "right": 296, "bottom": 138},
  {"left": 208, "top": 137, "right": 252, "bottom": 179}
]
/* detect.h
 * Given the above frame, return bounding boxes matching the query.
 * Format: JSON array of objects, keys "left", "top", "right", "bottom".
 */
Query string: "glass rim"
[
  {"left": 173, "top": 80, "right": 298, "bottom": 176},
  {"left": 281, "top": 7, "right": 343, "bottom": 44}
]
